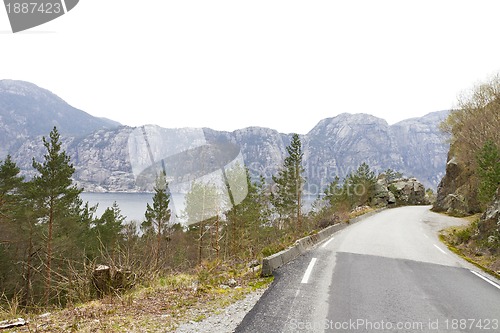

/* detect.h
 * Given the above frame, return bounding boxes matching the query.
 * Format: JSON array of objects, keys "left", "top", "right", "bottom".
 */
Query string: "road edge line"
[
  {"left": 470, "top": 270, "right": 500, "bottom": 290},
  {"left": 438, "top": 234, "right": 500, "bottom": 281}
]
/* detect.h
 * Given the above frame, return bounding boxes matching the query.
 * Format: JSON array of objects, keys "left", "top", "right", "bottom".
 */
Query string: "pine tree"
[
  {"left": 383, "top": 168, "right": 403, "bottom": 182},
  {"left": 0, "top": 157, "right": 48, "bottom": 305},
  {"left": 271, "top": 133, "right": 305, "bottom": 230},
  {"left": 184, "top": 181, "right": 221, "bottom": 264},
  {"left": 346, "top": 162, "right": 376, "bottom": 207},
  {"left": 85, "top": 202, "right": 125, "bottom": 260},
  {"left": 30, "top": 127, "right": 83, "bottom": 305},
  {"left": 142, "top": 172, "right": 171, "bottom": 266},
  {"left": 224, "top": 165, "right": 266, "bottom": 259},
  {"left": 0, "top": 155, "right": 26, "bottom": 300},
  {"left": 323, "top": 176, "right": 342, "bottom": 209},
  {"left": 477, "top": 140, "right": 500, "bottom": 205},
  {"left": 97, "top": 202, "right": 125, "bottom": 247},
  {"left": 0, "top": 155, "right": 24, "bottom": 224}
]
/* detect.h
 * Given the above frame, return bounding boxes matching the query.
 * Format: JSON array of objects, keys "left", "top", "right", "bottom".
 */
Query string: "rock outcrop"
[
  {"left": 433, "top": 152, "right": 481, "bottom": 215},
  {"left": 389, "top": 178, "right": 428, "bottom": 205},
  {"left": 373, "top": 175, "right": 429, "bottom": 207},
  {"left": 372, "top": 176, "right": 396, "bottom": 206},
  {"left": 478, "top": 186, "right": 500, "bottom": 248}
]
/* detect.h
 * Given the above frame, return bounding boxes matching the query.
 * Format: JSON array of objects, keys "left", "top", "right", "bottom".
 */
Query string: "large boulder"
[
  {"left": 372, "top": 175, "right": 396, "bottom": 207},
  {"left": 389, "top": 178, "right": 429, "bottom": 205},
  {"left": 372, "top": 175, "right": 428, "bottom": 206}
]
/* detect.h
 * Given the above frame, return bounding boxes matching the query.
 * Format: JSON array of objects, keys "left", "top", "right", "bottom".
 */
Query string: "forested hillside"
[
  {"left": 434, "top": 74, "right": 500, "bottom": 214},
  {"left": 435, "top": 73, "right": 500, "bottom": 276}
]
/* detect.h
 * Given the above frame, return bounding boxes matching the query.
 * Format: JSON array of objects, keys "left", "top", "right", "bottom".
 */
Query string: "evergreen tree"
[
  {"left": 184, "top": 181, "right": 221, "bottom": 264},
  {"left": 0, "top": 155, "right": 24, "bottom": 227},
  {"left": 346, "top": 162, "right": 376, "bottom": 207},
  {"left": 142, "top": 172, "right": 171, "bottom": 266},
  {"left": 224, "top": 165, "right": 266, "bottom": 259},
  {"left": 0, "top": 158, "right": 48, "bottom": 305},
  {"left": 477, "top": 140, "right": 500, "bottom": 205},
  {"left": 383, "top": 168, "right": 403, "bottom": 182},
  {"left": 323, "top": 176, "right": 342, "bottom": 209},
  {"left": 0, "top": 155, "right": 26, "bottom": 299},
  {"left": 98, "top": 202, "right": 125, "bottom": 247},
  {"left": 85, "top": 202, "right": 125, "bottom": 260},
  {"left": 271, "top": 133, "right": 305, "bottom": 230},
  {"left": 0, "top": 155, "right": 24, "bottom": 205},
  {"left": 184, "top": 181, "right": 222, "bottom": 226},
  {"left": 30, "top": 127, "right": 83, "bottom": 305}
]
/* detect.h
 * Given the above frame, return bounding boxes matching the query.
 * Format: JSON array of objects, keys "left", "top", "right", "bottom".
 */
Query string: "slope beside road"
[{"left": 235, "top": 206, "right": 500, "bottom": 333}]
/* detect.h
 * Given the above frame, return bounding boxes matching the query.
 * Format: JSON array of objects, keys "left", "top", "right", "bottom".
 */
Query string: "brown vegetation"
[
  {"left": 436, "top": 73, "right": 500, "bottom": 275},
  {"left": 435, "top": 73, "right": 500, "bottom": 214}
]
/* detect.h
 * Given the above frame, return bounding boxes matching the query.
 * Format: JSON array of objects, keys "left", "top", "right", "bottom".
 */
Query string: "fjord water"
[
  {"left": 80, "top": 192, "right": 194, "bottom": 224},
  {"left": 81, "top": 192, "right": 317, "bottom": 225},
  {"left": 81, "top": 192, "right": 154, "bottom": 223}
]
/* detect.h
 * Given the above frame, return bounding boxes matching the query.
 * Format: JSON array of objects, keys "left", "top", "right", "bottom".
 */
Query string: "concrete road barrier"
[{"left": 261, "top": 208, "right": 385, "bottom": 276}]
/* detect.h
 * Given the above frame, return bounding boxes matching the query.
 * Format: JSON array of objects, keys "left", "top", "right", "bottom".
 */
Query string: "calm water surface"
[
  {"left": 81, "top": 192, "right": 316, "bottom": 224},
  {"left": 81, "top": 192, "right": 154, "bottom": 222}
]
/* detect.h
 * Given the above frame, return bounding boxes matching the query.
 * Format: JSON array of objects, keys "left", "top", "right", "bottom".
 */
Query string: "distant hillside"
[
  {"left": 0, "top": 80, "right": 449, "bottom": 192},
  {"left": 0, "top": 80, "right": 120, "bottom": 157},
  {"left": 302, "top": 111, "right": 449, "bottom": 191}
]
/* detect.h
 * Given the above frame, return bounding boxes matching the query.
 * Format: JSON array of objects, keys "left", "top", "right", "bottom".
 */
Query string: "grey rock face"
[
  {"left": 304, "top": 113, "right": 394, "bottom": 192},
  {"left": 0, "top": 79, "right": 119, "bottom": 158},
  {"left": 389, "top": 112, "right": 450, "bottom": 189},
  {"left": 372, "top": 176, "right": 397, "bottom": 206},
  {"left": 304, "top": 111, "right": 449, "bottom": 191},
  {"left": 479, "top": 186, "right": 500, "bottom": 240},
  {"left": 475, "top": 187, "right": 500, "bottom": 253},
  {"left": 72, "top": 128, "right": 136, "bottom": 192},
  {"left": 433, "top": 152, "right": 481, "bottom": 215},
  {"left": 206, "top": 126, "right": 289, "bottom": 181},
  {"left": 0, "top": 81, "right": 450, "bottom": 193}
]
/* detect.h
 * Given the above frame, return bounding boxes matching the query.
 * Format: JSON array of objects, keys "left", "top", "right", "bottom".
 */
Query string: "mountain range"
[{"left": 0, "top": 80, "right": 449, "bottom": 193}]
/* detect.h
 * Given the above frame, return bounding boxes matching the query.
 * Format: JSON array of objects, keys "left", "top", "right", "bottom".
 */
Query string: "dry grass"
[
  {"left": 348, "top": 206, "right": 374, "bottom": 219},
  {"left": 0, "top": 266, "right": 272, "bottom": 333},
  {"left": 440, "top": 215, "right": 500, "bottom": 278}
]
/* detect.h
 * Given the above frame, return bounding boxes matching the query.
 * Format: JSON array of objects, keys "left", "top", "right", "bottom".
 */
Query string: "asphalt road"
[{"left": 235, "top": 206, "right": 500, "bottom": 333}]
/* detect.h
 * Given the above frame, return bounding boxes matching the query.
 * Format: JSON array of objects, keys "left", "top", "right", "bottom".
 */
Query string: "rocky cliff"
[
  {"left": 0, "top": 80, "right": 450, "bottom": 193},
  {"left": 433, "top": 151, "right": 481, "bottom": 215},
  {"left": 303, "top": 112, "right": 449, "bottom": 192},
  {"left": 0, "top": 80, "right": 119, "bottom": 158}
]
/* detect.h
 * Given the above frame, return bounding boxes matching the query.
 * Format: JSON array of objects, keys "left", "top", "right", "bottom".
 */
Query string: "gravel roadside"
[{"left": 175, "top": 287, "right": 267, "bottom": 333}]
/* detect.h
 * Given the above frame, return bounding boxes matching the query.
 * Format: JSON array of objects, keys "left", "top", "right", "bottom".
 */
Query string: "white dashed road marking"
[
  {"left": 433, "top": 244, "right": 447, "bottom": 255},
  {"left": 321, "top": 237, "right": 334, "bottom": 248},
  {"left": 301, "top": 258, "right": 317, "bottom": 284}
]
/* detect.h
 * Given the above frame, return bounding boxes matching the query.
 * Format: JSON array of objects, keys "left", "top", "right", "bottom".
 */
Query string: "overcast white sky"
[{"left": 1, "top": 1, "right": 499, "bottom": 134}]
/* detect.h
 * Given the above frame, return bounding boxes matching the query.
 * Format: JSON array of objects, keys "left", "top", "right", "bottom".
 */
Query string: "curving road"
[{"left": 235, "top": 206, "right": 500, "bottom": 333}]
